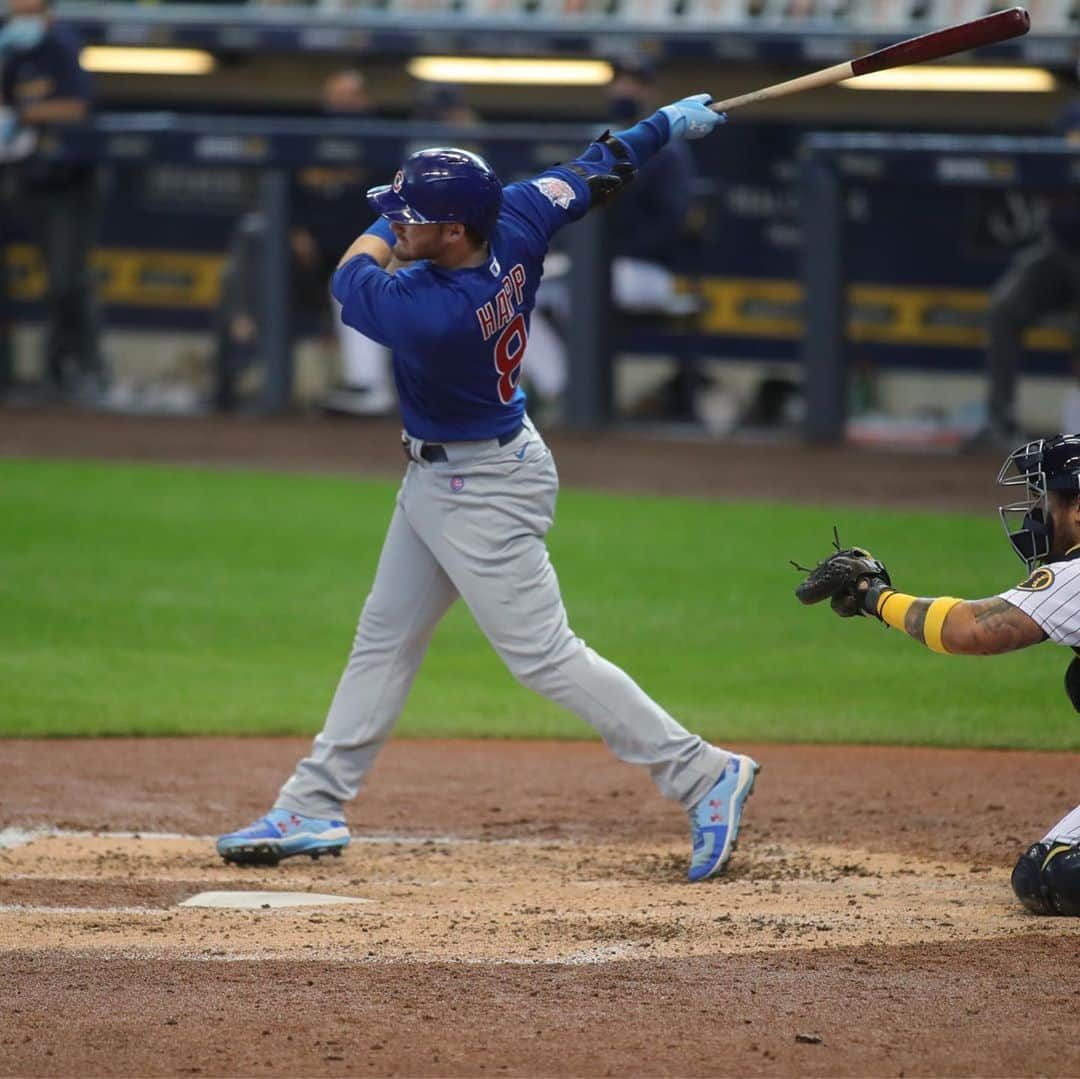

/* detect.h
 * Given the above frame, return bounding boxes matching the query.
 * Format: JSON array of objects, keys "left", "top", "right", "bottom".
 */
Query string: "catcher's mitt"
[{"left": 792, "top": 527, "right": 891, "bottom": 618}]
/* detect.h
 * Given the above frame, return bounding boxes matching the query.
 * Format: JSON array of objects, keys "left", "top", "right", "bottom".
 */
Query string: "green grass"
[{"left": 1, "top": 456, "right": 1074, "bottom": 748}]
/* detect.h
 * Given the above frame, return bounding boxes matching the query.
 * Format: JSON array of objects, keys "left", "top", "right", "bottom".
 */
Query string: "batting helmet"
[
  {"left": 367, "top": 147, "right": 503, "bottom": 239},
  {"left": 998, "top": 434, "right": 1080, "bottom": 570}
]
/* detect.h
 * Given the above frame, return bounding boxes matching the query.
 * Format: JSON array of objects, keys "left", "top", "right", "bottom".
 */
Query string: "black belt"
[{"left": 405, "top": 423, "right": 524, "bottom": 464}]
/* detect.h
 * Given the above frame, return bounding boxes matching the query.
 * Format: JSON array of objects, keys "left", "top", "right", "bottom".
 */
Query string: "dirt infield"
[
  {"left": 3, "top": 410, "right": 1080, "bottom": 1076},
  {"left": 3, "top": 739, "right": 1080, "bottom": 1077}
]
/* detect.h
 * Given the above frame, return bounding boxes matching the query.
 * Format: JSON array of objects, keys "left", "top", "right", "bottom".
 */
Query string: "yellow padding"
[
  {"left": 877, "top": 590, "right": 914, "bottom": 631},
  {"left": 924, "top": 597, "right": 961, "bottom": 654}
]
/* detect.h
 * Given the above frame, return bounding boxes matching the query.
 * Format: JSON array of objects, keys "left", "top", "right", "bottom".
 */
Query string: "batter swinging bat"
[{"left": 708, "top": 6, "right": 1031, "bottom": 113}]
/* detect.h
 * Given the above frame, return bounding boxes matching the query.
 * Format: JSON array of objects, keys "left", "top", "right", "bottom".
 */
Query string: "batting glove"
[{"left": 660, "top": 94, "right": 726, "bottom": 140}]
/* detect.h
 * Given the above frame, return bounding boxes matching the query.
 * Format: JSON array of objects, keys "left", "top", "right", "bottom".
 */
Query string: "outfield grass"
[{"left": 1, "top": 456, "right": 1075, "bottom": 749}]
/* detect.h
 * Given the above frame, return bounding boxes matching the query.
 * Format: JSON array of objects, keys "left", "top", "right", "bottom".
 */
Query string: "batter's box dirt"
[{"left": 1, "top": 831, "right": 1074, "bottom": 965}]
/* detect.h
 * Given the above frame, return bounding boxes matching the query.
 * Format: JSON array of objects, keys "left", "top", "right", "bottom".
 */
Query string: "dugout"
[{"left": 4, "top": 1, "right": 1080, "bottom": 439}]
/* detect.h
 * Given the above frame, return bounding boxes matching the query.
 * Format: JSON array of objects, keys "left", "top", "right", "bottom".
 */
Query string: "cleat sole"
[{"left": 218, "top": 841, "right": 347, "bottom": 867}]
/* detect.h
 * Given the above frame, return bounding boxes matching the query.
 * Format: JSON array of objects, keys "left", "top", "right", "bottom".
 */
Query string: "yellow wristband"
[
  {"left": 877, "top": 590, "right": 915, "bottom": 631},
  {"left": 923, "top": 596, "right": 961, "bottom": 655}
]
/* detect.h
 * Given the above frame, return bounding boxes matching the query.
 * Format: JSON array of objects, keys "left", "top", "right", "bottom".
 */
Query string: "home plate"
[{"left": 179, "top": 891, "right": 375, "bottom": 909}]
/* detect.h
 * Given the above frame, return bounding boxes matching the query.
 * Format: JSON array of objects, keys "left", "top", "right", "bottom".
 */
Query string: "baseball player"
[
  {"left": 217, "top": 94, "right": 759, "bottom": 882},
  {"left": 794, "top": 434, "right": 1080, "bottom": 916}
]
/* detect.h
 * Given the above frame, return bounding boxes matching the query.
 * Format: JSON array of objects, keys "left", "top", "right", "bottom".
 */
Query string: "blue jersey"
[
  {"left": 332, "top": 167, "right": 590, "bottom": 442},
  {"left": 331, "top": 118, "right": 669, "bottom": 442}
]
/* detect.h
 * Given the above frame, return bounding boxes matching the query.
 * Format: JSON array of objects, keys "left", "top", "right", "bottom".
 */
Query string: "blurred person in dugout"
[
  {"left": 0, "top": 0, "right": 100, "bottom": 401},
  {"left": 983, "top": 97, "right": 1080, "bottom": 443},
  {"left": 215, "top": 69, "right": 397, "bottom": 414},
  {"left": 526, "top": 57, "right": 702, "bottom": 417},
  {"left": 411, "top": 82, "right": 478, "bottom": 128}
]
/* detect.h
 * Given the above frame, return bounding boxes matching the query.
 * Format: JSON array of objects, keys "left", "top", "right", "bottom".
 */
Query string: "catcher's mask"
[{"left": 998, "top": 435, "right": 1080, "bottom": 571}]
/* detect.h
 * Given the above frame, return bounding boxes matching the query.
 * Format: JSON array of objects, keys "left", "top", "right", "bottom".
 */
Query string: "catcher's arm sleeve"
[{"left": 872, "top": 590, "right": 1045, "bottom": 655}]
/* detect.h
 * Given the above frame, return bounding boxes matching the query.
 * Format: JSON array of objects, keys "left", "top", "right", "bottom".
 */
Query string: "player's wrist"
[
  {"left": 871, "top": 585, "right": 909, "bottom": 625},
  {"left": 608, "top": 114, "right": 665, "bottom": 164},
  {"left": 644, "top": 108, "right": 670, "bottom": 143},
  {"left": 364, "top": 217, "right": 396, "bottom": 246}
]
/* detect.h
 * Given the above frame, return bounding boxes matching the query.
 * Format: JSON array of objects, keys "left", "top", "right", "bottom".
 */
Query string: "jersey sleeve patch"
[
  {"left": 1015, "top": 567, "right": 1056, "bottom": 592},
  {"left": 531, "top": 176, "right": 576, "bottom": 209}
]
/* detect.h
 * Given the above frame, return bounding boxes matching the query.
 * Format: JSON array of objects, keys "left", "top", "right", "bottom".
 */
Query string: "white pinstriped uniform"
[
  {"left": 999, "top": 559, "right": 1080, "bottom": 645},
  {"left": 1044, "top": 805, "right": 1080, "bottom": 843},
  {"left": 998, "top": 557, "right": 1080, "bottom": 843}
]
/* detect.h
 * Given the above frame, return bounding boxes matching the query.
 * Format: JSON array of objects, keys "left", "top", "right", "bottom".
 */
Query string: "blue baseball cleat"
[
  {"left": 216, "top": 809, "right": 350, "bottom": 866},
  {"left": 687, "top": 754, "right": 759, "bottom": 882}
]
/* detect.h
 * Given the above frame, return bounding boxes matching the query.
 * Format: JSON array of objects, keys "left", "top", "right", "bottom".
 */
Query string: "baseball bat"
[{"left": 709, "top": 6, "right": 1031, "bottom": 113}]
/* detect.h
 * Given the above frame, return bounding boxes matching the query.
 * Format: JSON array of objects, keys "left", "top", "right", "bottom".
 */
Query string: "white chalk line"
[
  {"left": 2, "top": 945, "right": 644, "bottom": 967},
  {"left": 0, "top": 904, "right": 168, "bottom": 916},
  {"left": 0, "top": 827, "right": 198, "bottom": 850},
  {"left": 0, "top": 901, "right": 373, "bottom": 915},
  {"left": 0, "top": 825, "right": 561, "bottom": 851}
]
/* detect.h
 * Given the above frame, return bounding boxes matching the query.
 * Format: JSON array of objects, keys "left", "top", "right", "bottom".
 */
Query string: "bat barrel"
[
  {"left": 850, "top": 6, "right": 1031, "bottom": 78},
  {"left": 707, "top": 6, "right": 1031, "bottom": 115}
]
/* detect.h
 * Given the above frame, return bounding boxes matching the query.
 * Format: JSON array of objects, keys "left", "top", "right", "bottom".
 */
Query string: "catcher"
[{"left": 794, "top": 434, "right": 1080, "bottom": 917}]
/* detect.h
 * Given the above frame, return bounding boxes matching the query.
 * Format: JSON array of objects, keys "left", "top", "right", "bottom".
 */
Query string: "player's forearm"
[
  {"left": 337, "top": 234, "right": 392, "bottom": 269},
  {"left": 610, "top": 111, "right": 670, "bottom": 167},
  {"left": 874, "top": 592, "right": 1045, "bottom": 655},
  {"left": 337, "top": 217, "right": 397, "bottom": 270},
  {"left": 943, "top": 597, "right": 1047, "bottom": 654}
]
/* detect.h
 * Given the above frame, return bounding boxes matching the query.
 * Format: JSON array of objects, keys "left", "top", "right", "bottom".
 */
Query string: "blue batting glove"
[{"left": 660, "top": 94, "right": 725, "bottom": 140}]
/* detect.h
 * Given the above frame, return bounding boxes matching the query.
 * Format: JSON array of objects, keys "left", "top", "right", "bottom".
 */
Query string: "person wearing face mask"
[
  {"left": 0, "top": 0, "right": 100, "bottom": 402},
  {"left": 525, "top": 58, "right": 702, "bottom": 420},
  {"left": 604, "top": 57, "right": 700, "bottom": 317}
]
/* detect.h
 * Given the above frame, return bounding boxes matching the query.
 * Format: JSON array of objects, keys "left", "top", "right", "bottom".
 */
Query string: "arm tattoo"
[
  {"left": 972, "top": 598, "right": 1016, "bottom": 627},
  {"left": 904, "top": 599, "right": 932, "bottom": 645},
  {"left": 967, "top": 597, "right": 1046, "bottom": 653}
]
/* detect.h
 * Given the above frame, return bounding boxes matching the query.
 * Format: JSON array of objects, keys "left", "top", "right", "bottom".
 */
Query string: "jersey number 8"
[{"left": 494, "top": 312, "right": 527, "bottom": 405}]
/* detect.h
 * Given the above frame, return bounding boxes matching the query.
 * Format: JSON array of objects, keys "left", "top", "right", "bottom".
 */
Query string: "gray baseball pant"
[{"left": 275, "top": 421, "right": 730, "bottom": 819}]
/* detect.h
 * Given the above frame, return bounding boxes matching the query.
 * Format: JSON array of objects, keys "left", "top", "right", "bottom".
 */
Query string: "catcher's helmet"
[
  {"left": 367, "top": 147, "right": 503, "bottom": 239},
  {"left": 998, "top": 435, "right": 1080, "bottom": 570}
]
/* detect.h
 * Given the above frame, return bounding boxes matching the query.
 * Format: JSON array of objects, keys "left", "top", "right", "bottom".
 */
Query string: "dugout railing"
[{"left": 29, "top": 117, "right": 1080, "bottom": 435}]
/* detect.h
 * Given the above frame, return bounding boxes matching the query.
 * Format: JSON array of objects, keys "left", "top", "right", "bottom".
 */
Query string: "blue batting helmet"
[{"left": 367, "top": 147, "right": 503, "bottom": 239}]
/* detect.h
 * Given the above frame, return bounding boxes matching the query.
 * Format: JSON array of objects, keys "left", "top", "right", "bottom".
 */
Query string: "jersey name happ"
[{"left": 475, "top": 263, "right": 527, "bottom": 341}]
